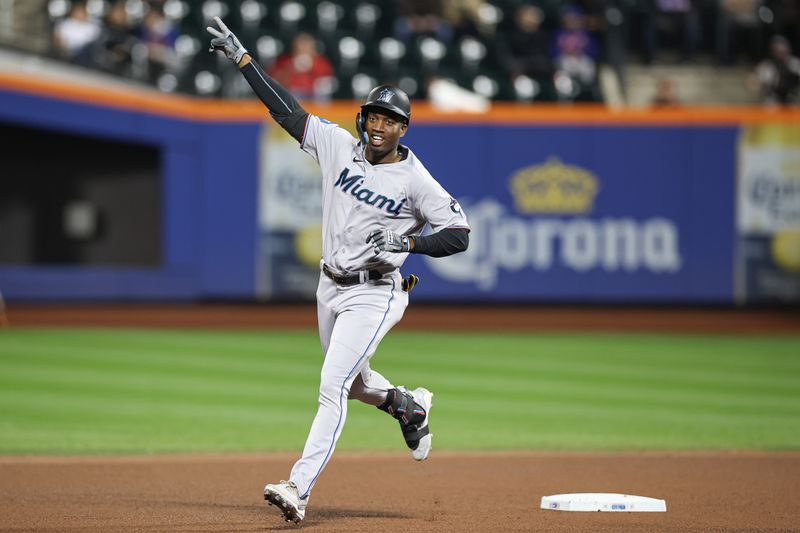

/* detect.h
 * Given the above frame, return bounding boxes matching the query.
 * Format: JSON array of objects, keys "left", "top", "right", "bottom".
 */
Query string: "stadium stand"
[{"left": 0, "top": 0, "right": 798, "bottom": 104}]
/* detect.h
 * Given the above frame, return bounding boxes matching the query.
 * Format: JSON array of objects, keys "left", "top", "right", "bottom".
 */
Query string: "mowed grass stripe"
[
  {"left": 1, "top": 336, "right": 317, "bottom": 372},
  {"left": 419, "top": 358, "right": 800, "bottom": 394},
  {"left": 405, "top": 333, "right": 800, "bottom": 373},
  {"left": 423, "top": 369, "right": 799, "bottom": 406},
  {"left": 1, "top": 328, "right": 799, "bottom": 454},
  {"left": 429, "top": 350, "right": 800, "bottom": 385},
  {"left": 409, "top": 335, "right": 800, "bottom": 377},
  {"left": 0, "top": 389, "right": 310, "bottom": 422},
  {"left": 0, "top": 374, "right": 310, "bottom": 407},
  {"left": 0, "top": 352, "right": 316, "bottom": 389}
]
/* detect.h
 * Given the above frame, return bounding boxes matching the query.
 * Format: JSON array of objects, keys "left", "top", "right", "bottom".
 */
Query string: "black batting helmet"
[{"left": 361, "top": 85, "right": 410, "bottom": 124}]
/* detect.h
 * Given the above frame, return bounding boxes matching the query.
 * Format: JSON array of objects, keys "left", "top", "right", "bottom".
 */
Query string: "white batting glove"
[
  {"left": 366, "top": 229, "right": 410, "bottom": 254},
  {"left": 207, "top": 16, "right": 247, "bottom": 63}
]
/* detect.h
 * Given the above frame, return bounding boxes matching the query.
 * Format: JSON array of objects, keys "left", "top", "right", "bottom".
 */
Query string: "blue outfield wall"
[
  {"left": 0, "top": 88, "right": 260, "bottom": 301},
  {"left": 0, "top": 86, "right": 737, "bottom": 303}
]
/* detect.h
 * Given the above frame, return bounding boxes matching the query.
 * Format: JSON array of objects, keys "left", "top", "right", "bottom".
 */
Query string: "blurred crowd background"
[{"left": 0, "top": 0, "right": 798, "bottom": 104}]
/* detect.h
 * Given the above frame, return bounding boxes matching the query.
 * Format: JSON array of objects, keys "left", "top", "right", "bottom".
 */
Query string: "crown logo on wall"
[{"left": 509, "top": 157, "right": 599, "bottom": 214}]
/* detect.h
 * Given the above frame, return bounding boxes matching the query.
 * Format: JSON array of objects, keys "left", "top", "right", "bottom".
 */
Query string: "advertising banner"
[{"left": 736, "top": 124, "right": 800, "bottom": 303}]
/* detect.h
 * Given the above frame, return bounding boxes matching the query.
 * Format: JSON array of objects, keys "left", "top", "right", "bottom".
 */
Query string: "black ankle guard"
[{"left": 378, "top": 388, "right": 429, "bottom": 449}]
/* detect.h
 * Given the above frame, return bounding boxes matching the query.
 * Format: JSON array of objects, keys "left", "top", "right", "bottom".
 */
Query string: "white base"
[{"left": 541, "top": 493, "right": 667, "bottom": 512}]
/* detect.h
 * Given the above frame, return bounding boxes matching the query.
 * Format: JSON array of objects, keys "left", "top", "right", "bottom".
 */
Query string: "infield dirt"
[{"left": 1, "top": 452, "right": 799, "bottom": 532}]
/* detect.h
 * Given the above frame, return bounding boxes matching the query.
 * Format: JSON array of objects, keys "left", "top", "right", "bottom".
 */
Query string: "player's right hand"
[{"left": 207, "top": 16, "right": 247, "bottom": 63}]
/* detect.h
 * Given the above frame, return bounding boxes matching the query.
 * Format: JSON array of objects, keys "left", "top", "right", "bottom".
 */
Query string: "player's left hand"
[
  {"left": 366, "top": 229, "right": 410, "bottom": 254},
  {"left": 207, "top": 16, "right": 247, "bottom": 63}
]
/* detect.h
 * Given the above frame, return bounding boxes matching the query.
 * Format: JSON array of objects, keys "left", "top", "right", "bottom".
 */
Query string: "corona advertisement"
[{"left": 424, "top": 157, "right": 682, "bottom": 292}]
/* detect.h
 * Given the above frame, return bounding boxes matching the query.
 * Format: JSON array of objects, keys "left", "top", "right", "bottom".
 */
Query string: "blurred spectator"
[
  {"left": 754, "top": 35, "right": 800, "bottom": 105},
  {"left": 638, "top": 0, "right": 700, "bottom": 63},
  {"left": 267, "top": 33, "right": 335, "bottom": 102},
  {"left": 572, "top": 0, "right": 607, "bottom": 39},
  {"left": 597, "top": 0, "right": 629, "bottom": 93},
  {"left": 2, "top": 0, "right": 50, "bottom": 54},
  {"left": 651, "top": 76, "right": 681, "bottom": 106},
  {"left": 551, "top": 5, "right": 599, "bottom": 61},
  {"left": 502, "top": 5, "right": 553, "bottom": 82},
  {"left": 394, "top": 0, "right": 453, "bottom": 43},
  {"left": 135, "top": 6, "right": 178, "bottom": 83},
  {"left": 715, "top": 0, "right": 763, "bottom": 65},
  {"left": 442, "top": 0, "right": 494, "bottom": 39},
  {"left": 52, "top": 0, "right": 101, "bottom": 66},
  {"left": 766, "top": 0, "right": 800, "bottom": 50},
  {"left": 550, "top": 4, "right": 599, "bottom": 99},
  {"left": 95, "top": 0, "right": 136, "bottom": 76}
]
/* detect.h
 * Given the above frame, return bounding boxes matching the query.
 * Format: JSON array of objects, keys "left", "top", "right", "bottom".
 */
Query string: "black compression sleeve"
[
  {"left": 240, "top": 59, "right": 309, "bottom": 142},
  {"left": 410, "top": 228, "right": 469, "bottom": 257}
]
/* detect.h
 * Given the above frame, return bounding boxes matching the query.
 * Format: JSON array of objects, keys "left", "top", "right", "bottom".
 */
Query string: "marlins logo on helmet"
[{"left": 377, "top": 88, "right": 394, "bottom": 103}]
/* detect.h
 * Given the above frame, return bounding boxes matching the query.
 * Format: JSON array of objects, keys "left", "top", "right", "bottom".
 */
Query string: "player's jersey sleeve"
[
  {"left": 412, "top": 171, "right": 470, "bottom": 233},
  {"left": 300, "top": 114, "right": 355, "bottom": 170}
]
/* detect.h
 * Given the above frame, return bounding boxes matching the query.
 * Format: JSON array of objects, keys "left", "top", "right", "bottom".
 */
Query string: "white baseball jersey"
[{"left": 300, "top": 114, "right": 470, "bottom": 274}]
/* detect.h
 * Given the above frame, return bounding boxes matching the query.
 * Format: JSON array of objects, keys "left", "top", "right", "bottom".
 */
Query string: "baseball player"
[{"left": 208, "top": 17, "right": 470, "bottom": 524}]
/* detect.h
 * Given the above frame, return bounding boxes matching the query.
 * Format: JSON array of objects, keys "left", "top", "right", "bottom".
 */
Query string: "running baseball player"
[{"left": 208, "top": 17, "right": 470, "bottom": 524}]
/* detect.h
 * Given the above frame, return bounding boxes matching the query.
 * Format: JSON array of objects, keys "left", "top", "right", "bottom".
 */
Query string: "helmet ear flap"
[{"left": 355, "top": 112, "right": 367, "bottom": 144}]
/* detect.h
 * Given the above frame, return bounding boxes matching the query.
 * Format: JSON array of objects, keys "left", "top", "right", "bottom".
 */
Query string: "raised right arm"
[
  {"left": 238, "top": 55, "right": 308, "bottom": 142},
  {"left": 208, "top": 17, "right": 308, "bottom": 143}
]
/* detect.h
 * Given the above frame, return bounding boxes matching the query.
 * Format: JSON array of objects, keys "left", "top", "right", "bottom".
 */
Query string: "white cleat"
[
  {"left": 264, "top": 480, "right": 307, "bottom": 524},
  {"left": 409, "top": 387, "right": 433, "bottom": 461}
]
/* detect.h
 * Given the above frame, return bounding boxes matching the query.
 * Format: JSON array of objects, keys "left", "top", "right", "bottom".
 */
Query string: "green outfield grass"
[{"left": 0, "top": 328, "right": 798, "bottom": 455}]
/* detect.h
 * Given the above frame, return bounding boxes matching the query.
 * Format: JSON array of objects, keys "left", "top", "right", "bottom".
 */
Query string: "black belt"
[{"left": 322, "top": 264, "right": 383, "bottom": 286}]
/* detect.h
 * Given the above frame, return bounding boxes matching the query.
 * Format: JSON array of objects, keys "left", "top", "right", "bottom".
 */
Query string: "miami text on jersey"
[{"left": 335, "top": 168, "right": 407, "bottom": 215}]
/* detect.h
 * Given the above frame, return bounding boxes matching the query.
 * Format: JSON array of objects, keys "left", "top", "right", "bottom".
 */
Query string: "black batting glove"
[
  {"left": 366, "top": 229, "right": 410, "bottom": 254},
  {"left": 207, "top": 16, "right": 247, "bottom": 63}
]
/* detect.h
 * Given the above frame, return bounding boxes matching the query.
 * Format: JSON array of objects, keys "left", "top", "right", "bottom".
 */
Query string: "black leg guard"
[{"left": 377, "top": 388, "right": 429, "bottom": 450}]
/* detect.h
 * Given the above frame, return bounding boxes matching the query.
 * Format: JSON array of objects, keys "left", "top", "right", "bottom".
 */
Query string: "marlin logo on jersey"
[{"left": 335, "top": 168, "right": 407, "bottom": 215}]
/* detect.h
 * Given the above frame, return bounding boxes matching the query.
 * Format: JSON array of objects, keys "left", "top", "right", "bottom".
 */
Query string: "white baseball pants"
[{"left": 290, "top": 270, "right": 408, "bottom": 499}]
